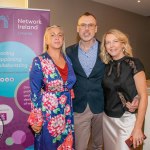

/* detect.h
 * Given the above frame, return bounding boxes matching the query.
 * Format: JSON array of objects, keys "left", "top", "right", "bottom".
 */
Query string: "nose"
[
  {"left": 54, "top": 35, "right": 60, "bottom": 40},
  {"left": 85, "top": 24, "right": 89, "bottom": 29},
  {"left": 109, "top": 41, "right": 114, "bottom": 47}
]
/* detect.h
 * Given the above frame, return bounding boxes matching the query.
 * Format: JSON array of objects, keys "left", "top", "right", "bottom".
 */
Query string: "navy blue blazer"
[{"left": 66, "top": 41, "right": 105, "bottom": 114}]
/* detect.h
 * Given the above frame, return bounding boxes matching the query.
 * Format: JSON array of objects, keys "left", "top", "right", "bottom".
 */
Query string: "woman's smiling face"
[{"left": 105, "top": 33, "right": 125, "bottom": 60}]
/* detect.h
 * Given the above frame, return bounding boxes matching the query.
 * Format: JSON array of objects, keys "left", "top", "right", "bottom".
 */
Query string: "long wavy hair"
[{"left": 100, "top": 29, "right": 133, "bottom": 64}]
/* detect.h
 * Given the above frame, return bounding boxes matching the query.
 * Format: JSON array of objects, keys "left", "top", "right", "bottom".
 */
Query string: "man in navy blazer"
[{"left": 66, "top": 12, "right": 104, "bottom": 150}]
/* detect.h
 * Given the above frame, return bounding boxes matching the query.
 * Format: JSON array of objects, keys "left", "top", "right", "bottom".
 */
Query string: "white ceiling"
[{"left": 92, "top": 0, "right": 150, "bottom": 17}]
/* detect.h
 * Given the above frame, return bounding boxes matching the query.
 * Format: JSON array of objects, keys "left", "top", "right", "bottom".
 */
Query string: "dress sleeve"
[
  {"left": 27, "top": 57, "right": 43, "bottom": 126},
  {"left": 132, "top": 58, "right": 145, "bottom": 76}
]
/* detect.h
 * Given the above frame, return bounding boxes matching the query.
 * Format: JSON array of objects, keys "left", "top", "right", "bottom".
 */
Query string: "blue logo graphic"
[{"left": 0, "top": 15, "right": 8, "bottom": 28}]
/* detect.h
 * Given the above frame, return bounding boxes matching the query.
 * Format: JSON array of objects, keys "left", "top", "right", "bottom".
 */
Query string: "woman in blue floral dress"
[{"left": 28, "top": 25, "right": 76, "bottom": 150}]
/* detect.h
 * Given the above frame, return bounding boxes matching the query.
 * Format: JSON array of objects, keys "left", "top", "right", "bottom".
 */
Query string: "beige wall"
[
  {"left": 29, "top": 0, "right": 150, "bottom": 78},
  {"left": 0, "top": 0, "right": 28, "bottom": 8}
]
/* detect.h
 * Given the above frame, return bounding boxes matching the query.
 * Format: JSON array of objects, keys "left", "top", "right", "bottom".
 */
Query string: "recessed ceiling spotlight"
[{"left": 137, "top": 0, "right": 141, "bottom": 3}]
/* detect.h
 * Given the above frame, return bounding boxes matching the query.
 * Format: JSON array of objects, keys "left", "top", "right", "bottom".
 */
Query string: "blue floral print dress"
[{"left": 28, "top": 52, "right": 76, "bottom": 150}]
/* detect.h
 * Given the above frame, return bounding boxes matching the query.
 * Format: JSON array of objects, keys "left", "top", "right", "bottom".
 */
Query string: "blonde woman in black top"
[{"left": 100, "top": 29, "right": 148, "bottom": 150}]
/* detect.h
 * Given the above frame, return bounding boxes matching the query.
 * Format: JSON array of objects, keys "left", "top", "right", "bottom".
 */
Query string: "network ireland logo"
[{"left": 0, "top": 15, "right": 8, "bottom": 28}]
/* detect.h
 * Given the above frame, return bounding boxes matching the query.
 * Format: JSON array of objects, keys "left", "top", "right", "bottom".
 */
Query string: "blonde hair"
[
  {"left": 43, "top": 25, "right": 65, "bottom": 53},
  {"left": 100, "top": 29, "right": 133, "bottom": 64}
]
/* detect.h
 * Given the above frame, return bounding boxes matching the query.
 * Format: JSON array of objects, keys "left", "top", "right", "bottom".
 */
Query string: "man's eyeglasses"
[{"left": 78, "top": 23, "right": 96, "bottom": 30}]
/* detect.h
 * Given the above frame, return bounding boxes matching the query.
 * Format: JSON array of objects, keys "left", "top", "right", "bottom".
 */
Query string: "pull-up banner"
[{"left": 0, "top": 8, "right": 50, "bottom": 150}]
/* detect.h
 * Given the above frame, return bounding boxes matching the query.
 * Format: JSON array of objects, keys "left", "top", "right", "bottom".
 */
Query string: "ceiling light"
[{"left": 137, "top": 0, "right": 141, "bottom": 3}]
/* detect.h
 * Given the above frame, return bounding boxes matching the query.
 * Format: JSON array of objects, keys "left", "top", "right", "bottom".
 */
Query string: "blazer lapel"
[
  {"left": 89, "top": 42, "right": 103, "bottom": 77},
  {"left": 72, "top": 44, "right": 87, "bottom": 77}
]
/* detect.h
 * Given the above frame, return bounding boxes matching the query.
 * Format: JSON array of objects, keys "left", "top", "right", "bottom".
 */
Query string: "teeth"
[{"left": 84, "top": 33, "right": 90, "bottom": 37}]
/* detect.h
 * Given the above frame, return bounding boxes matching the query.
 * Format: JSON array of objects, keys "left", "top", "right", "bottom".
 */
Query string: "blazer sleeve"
[{"left": 27, "top": 57, "right": 43, "bottom": 126}]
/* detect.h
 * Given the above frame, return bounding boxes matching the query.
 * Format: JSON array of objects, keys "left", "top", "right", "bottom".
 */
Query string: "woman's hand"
[
  {"left": 31, "top": 124, "right": 42, "bottom": 134},
  {"left": 131, "top": 128, "right": 145, "bottom": 149},
  {"left": 126, "top": 96, "right": 139, "bottom": 112}
]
